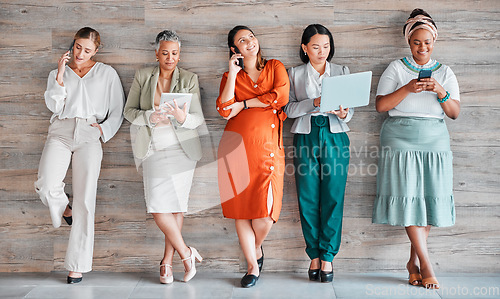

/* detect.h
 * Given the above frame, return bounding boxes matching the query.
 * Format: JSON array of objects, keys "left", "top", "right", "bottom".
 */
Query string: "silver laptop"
[{"left": 320, "top": 71, "right": 372, "bottom": 112}]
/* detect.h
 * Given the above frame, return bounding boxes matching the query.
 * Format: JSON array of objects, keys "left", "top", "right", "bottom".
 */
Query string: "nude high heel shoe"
[
  {"left": 182, "top": 247, "right": 202, "bottom": 282},
  {"left": 159, "top": 263, "right": 173, "bottom": 284},
  {"left": 422, "top": 276, "right": 440, "bottom": 289}
]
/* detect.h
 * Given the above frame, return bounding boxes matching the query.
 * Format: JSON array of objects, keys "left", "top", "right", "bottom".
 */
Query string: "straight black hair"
[{"left": 300, "top": 24, "right": 335, "bottom": 63}]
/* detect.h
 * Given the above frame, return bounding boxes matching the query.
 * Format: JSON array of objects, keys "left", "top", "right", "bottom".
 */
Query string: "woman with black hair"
[
  {"left": 373, "top": 9, "right": 460, "bottom": 289},
  {"left": 216, "top": 25, "right": 289, "bottom": 288},
  {"left": 284, "top": 24, "right": 352, "bottom": 283}
]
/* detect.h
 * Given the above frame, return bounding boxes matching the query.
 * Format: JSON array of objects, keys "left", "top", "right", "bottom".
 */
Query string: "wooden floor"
[{"left": 0, "top": 1, "right": 499, "bottom": 273}]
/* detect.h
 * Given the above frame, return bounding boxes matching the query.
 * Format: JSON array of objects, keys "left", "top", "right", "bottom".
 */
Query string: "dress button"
[
  {"left": 273, "top": 110, "right": 277, "bottom": 114},
  {"left": 254, "top": 84, "right": 258, "bottom": 88},
  {"left": 271, "top": 124, "right": 275, "bottom": 128},
  {"left": 270, "top": 153, "right": 274, "bottom": 157},
  {"left": 270, "top": 166, "right": 274, "bottom": 170}
]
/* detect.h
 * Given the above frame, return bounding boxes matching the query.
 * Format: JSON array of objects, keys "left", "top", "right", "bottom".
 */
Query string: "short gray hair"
[{"left": 155, "top": 30, "right": 181, "bottom": 50}]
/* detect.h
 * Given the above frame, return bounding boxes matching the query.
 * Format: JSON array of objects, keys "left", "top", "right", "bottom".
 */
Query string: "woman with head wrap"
[{"left": 372, "top": 9, "right": 461, "bottom": 289}]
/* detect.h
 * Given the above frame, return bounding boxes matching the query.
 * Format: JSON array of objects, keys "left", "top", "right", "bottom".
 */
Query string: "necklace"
[{"left": 70, "top": 61, "right": 96, "bottom": 77}]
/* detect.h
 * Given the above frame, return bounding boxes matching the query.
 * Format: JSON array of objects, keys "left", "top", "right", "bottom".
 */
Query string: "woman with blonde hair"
[{"left": 35, "top": 27, "right": 124, "bottom": 283}]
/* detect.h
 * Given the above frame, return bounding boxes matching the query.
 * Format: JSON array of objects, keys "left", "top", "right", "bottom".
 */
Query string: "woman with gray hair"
[{"left": 124, "top": 30, "right": 204, "bottom": 284}]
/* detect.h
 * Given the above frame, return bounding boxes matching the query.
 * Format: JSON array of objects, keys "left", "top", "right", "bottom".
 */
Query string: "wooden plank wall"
[{"left": 1, "top": 0, "right": 499, "bottom": 273}]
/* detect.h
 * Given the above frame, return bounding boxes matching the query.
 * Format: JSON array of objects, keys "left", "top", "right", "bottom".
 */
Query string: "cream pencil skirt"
[{"left": 142, "top": 125, "right": 196, "bottom": 213}]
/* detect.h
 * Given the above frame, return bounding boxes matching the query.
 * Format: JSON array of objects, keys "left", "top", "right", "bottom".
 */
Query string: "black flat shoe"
[
  {"left": 320, "top": 270, "right": 334, "bottom": 283},
  {"left": 67, "top": 276, "right": 82, "bottom": 284},
  {"left": 63, "top": 204, "right": 72, "bottom": 226},
  {"left": 308, "top": 268, "right": 320, "bottom": 281},
  {"left": 241, "top": 273, "right": 259, "bottom": 288},
  {"left": 257, "top": 246, "right": 264, "bottom": 273}
]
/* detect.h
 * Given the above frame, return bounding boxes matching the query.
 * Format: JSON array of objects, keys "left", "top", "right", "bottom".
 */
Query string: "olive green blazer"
[{"left": 124, "top": 66, "right": 204, "bottom": 161}]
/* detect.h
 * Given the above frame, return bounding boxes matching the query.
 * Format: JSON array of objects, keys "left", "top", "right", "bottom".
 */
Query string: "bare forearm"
[
  {"left": 441, "top": 99, "right": 460, "bottom": 120},
  {"left": 245, "top": 98, "right": 269, "bottom": 108},
  {"left": 220, "top": 73, "right": 237, "bottom": 104},
  {"left": 376, "top": 87, "right": 410, "bottom": 112}
]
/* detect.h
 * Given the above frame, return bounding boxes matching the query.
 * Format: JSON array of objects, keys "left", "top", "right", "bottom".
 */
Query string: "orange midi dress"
[{"left": 216, "top": 59, "right": 289, "bottom": 222}]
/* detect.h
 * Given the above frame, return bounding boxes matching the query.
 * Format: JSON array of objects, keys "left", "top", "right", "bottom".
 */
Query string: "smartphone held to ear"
[
  {"left": 233, "top": 48, "right": 244, "bottom": 69},
  {"left": 418, "top": 69, "right": 432, "bottom": 81},
  {"left": 68, "top": 40, "right": 74, "bottom": 54},
  {"left": 237, "top": 57, "right": 244, "bottom": 69}
]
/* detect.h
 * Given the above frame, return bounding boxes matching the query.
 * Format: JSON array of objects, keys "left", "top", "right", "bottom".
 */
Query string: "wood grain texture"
[{"left": 0, "top": 0, "right": 499, "bottom": 274}]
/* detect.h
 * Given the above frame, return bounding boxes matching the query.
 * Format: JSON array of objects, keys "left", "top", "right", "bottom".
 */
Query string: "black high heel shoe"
[
  {"left": 320, "top": 267, "right": 334, "bottom": 283},
  {"left": 257, "top": 246, "right": 264, "bottom": 273},
  {"left": 308, "top": 268, "right": 320, "bottom": 281},
  {"left": 63, "top": 204, "right": 72, "bottom": 226},
  {"left": 319, "top": 261, "right": 334, "bottom": 282},
  {"left": 241, "top": 272, "right": 259, "bottom": 288},
  {"left": 67, "top": 275, "right": 82, "bottom": 284}
]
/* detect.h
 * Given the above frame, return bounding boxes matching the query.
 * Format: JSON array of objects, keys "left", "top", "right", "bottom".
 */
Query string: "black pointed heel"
[
  {"left": 63, "top": 204, "right": 72, "bottom": 226},
  {"left": 257, "top": 246, "right": 264, "bottom": 273},
  {"left": 241, "top": 273, "right": 259, "bottom": 288},
  {"left": 67, "top": 275, "right": 82, "bottom": 284}
]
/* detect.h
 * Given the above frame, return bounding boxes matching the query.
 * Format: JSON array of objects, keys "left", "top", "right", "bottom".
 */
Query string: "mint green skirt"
[{"left": 372, "top": 117, "right": 455, "bottom": 227}]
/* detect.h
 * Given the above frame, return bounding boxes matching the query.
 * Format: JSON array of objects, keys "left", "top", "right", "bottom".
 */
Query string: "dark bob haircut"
[{"left": 300, "top": 24, "right": 335, "bottom": 63}]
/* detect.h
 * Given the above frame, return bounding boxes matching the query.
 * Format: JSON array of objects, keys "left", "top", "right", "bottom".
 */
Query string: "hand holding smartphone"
[
  {"left": 418, "top": 69, "right": 432, "bottom": 81},
  {"left": 56, "top": 41, "right": 74, "bottom": 86},
  {"left": 233, "top": 48, "right": 244, "bottom": 69}
]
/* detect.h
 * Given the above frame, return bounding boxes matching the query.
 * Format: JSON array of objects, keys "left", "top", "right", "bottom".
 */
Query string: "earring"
[{"left": 304, "top": 52, "right": 307, "bottom": 56}]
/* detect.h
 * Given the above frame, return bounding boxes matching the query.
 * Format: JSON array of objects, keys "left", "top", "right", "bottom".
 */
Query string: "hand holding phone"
[
  {"left": 418, "top": 69, "right": 432, "bottom": 81},
  {"left": 56, "top": 40, "right": 74, "bottom": 86},
  {"left": 233, "top": 48, "right": 244, "bottom": 69}
]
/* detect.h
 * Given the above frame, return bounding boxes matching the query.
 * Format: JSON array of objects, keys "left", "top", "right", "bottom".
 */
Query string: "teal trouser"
[{"left": 293, "top": 116, "right": 350, "bottom": 262}]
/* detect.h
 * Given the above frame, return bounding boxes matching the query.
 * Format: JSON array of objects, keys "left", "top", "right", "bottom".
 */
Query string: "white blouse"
[
  {"left": 44, "top": 62, "right": 125, "bottom": 142},
  {"left": 377, "top": 56, "right": 460, "bottom": 119},
  {"left": 306, "top": 61, "right": 330, "bottom": 117},
  {"left": 285, "top": 62, "right": 354, "bottom": 134}
]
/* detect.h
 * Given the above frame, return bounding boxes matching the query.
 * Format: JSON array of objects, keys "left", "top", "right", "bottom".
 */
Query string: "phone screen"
[{"left": 418, "top": 69, "right": 432, "bottom": 81}]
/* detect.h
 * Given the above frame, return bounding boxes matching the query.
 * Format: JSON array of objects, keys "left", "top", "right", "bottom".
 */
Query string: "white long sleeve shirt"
[
  {"left": 377, "top": 56, "right": 460, "bottom": 119},
  {"left": 285, "top": 62, "right": 353, "bottom": 134},
  {"left": 44, "top": 62, "right": 125, "bottom": 142}
]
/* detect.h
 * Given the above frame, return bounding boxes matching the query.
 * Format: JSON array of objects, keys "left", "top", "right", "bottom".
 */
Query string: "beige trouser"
[{"left": 35, "top": 117, "right": 102, "bottom": 273}]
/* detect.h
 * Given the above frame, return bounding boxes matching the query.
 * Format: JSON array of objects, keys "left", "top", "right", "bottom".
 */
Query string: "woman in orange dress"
[{"left": 216, "top": 25, "right": 289, "bottom": 288}]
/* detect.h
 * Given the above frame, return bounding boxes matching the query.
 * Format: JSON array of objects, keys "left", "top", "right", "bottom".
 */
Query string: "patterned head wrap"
[{"left": 404, "top": 15, "right": 438, "bottom": 44}]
